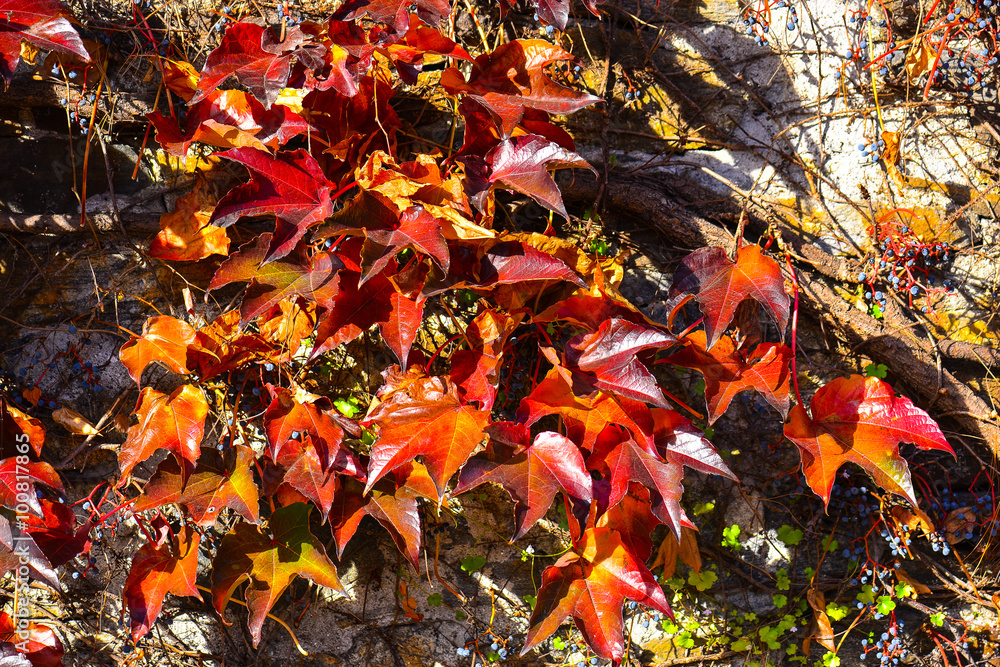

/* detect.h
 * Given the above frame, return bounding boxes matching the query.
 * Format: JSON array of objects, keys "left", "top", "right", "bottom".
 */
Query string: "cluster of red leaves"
[{"left": 0, "top": 0, "right": 954, "bottom": 664}]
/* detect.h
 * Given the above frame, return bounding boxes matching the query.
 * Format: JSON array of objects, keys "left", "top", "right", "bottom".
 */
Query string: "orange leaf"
[
  {"left": 51, "top": 407, "right": 98, "bottom": 436},
  {"left": 149, "top": 180, "right": 229, "bottom": 262},
  {"left": 23, "top": 386, "right": 41, "bottom": 407},
  {"left": 119, "top": 315, "right": 197, "bottom": 384},
  {"left": 784, "top": 375, "right": 953, "bottom": 507},
  {"left": 123, "top": 525, "right": 202, "bottom": 641},
  {"left": 806, "top": 588, "right": 836, "bottom": 653},
  {"left": 119, "top": 384, "right": 209, "bottom": 482}
]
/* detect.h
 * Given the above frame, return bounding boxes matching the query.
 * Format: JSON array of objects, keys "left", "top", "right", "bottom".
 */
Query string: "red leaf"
[
  {"left": 363, "top": 371, "right": 488, "bottom": 500},
  {"left": 333, "top": 0, "right": 450, "bottom": 35},
  {"left": 123, "top": 525, "right": 202, "bottom": 641},
  {"left": 651, "top": 408, "right": 736, "bottom": 480},
  {"left": 276, "top": 438, "right": 339, "bottom": 517},
  {"left": 518, "top": 362, "right": 655, "bottom": 453},
  {"left": 119, "top": 315, "right": 197, "bottom": 385},
  {"left": 595, "top": 484, "right": 660, "bottom": 561},
  {"left": 784, "top": 375, "right": 954, "bottom": 507},
  {"left": 21, "top": 499, "right": 92, "bottom": 567},
  {"left": 587, "top": 431, "right": 684, "bottom": 537},
  {"left": 192, "top": 22, "right": 303, "bottom": 107},
  {"left": 263, "top": 385, "right": 357, "bottom": 473},
  {"left": 566, "top": 318, "right": 677, "bottom": 407},
  {"left": 529, "top": 0, "right": 569, "bottom": 29},
  {"left": 148, "top": 89, "right": 308, "bottom": 157},
  {"left": 119, "top": 384, "right": 209, "bottom": 482},
  {"left": 236, "top": 246, "right": 345, "bottom": 324},
  {"left": 487, "top": 135, "right": 593, "bottom": 218},
  {"left": 360, "top": 205, "right": 450, "bottom": 282},
  {"left": 479, "top": 240, "right": 586, "bottom": 288},
  {"left": 450, "top": 309, "right": 522, "bottom": 410},
  {"left": 211, "top": 148, "right": 337, "bottom": 262},
  {"left": 666, "top": 331, "right": 792, "bottom": 423},
  {"left": 133, "top": 445, "right": 260, "bottom": 526},
  {"left": 0, "top": 0, "right": 89, "bottom": 86},
  {"left": 0, "top": 513, "right": 59, "bottom": 589},
  {"left": 0, "top": 458, "right": 62, "bottom": 517},
  {"left": 212, "top": 503, "right": 345, "bottom": 646},
  {"left": 670, "top": 245, "right": 789, "bottom": 349},
  {"left": 441, "top": 40, "right": 601, "bottom": 137},
  {"left": 522, "top": 527, "right": 671, "bottom": 662},
  {"left": 456, "top": 429, "right": 592, "bottom": 540},
  {"left": 0, "top": 611, "right": 63, "bottom": 667}
]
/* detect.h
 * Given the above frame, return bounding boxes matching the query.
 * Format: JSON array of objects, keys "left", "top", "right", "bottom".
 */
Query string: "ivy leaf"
[
  {"left": 310, "top": 270, "right": 426, "bottom": 366},
  {"left": 0, "top": 0, "right": 90, "bottom": 87},
  {"left": 0, "top": 513, "right": 59, "bottom": 589},
  {"left": 21, "top": 499, "right": 92, "bottom": 568},
  {"left": 528, "top": 0, "right": 569, "bottom": 30},
  {"left": 784, "top": 375, "right": 954, "bottom": 507},
  {"left": 148, "top": 89, "right": 308, "bottom": 157},
  {"left": 666, "top": 331, "right": 792, "bottom": 423},
  {"left": 450, "top": 309, "right": 523, "bottom": 410},
  {"left": 133, "top": 445, "right": 260, "bottom": 526},
  {"left": 566, "top": 318, "right": 677, "bottom": 407},
  {"left": 0, "top": 458, "right": 63, "bottom": 517},
  {"left": 363, "top": 372, "right": 488, "bottom": 501},
  {"left": 333, "top": 0, "right": 451, "bottom": 35},
  {"left": 148, "top": 179, "right": 231, "bottom": 262},
  {"left": 595, "top": 484, "right": 661, "bottom": 561},
  {"left": 587, "top": 432, "right": 684, "bottom": 538},
  {"left": 521, "top": 527, "right": 672, "bottom": 662},
  {"left": 237, "top": 246, "right": 345, "bottom": 324},
  {"left": 478, "top": 240, "right": 586, "bottom": 288},
  {"left": 487, "top": 135, "right": 594, "bottom": 218},
  {"left": 275, "top": 437, "right": 340, "bottom": 517},
  {"left": 210, "top": 148, "right": 337, "bottom": 263},
  {"left": 263, "top": 385, "right": 359, "bottom": 476},
  {"left": 456, "top": 428, "right": 592, "bottom": 541},
  {"left": 123, "top": 525, "right": 202, "bottom": 642},
  {"left": 191, "top": 22, "right": 304, "bottom": 108},
  {"left": 329, "top": 443, "right": 445, "bottom": 557},
  {"left": 119, "top": 315, "right": 197, "bottom": 385},
  {"left": 1, "top": 398, "right": 45, "bottom": 457},
  {"left": 360, "top": 205, "right": 450, "bottom": 282},
  {"left": 441, "top": 40, "right": 602, "bottom": 137},
  {"left": 0, "top": 611, "right": 63, "bottom": 667},
  {"left": 212, "top": 503, "right": 346, "bottom": 646},
  {"left": 651, "top": 408, "right": 736, "bottom": 480},
  {"left": 518, "top": 363, "right": 655, "bottom": 453},
  {"left": 119, "top": 384, "right": 209, "bottom": 483},
  {"left": 670, "top": 245, "right": 789, "bottom": 349}
]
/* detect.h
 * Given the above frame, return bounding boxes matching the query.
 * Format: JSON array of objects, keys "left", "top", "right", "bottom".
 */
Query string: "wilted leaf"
[{"left": 51, "top": 407, "right": 98, "bottom": 436}]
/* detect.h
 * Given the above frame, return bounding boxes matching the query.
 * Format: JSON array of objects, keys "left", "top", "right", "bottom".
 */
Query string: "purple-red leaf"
[{"left": 487, "top": 135, "right": 593, "bottom": 218}]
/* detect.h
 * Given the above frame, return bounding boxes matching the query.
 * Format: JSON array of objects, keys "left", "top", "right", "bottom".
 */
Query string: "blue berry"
[{"left": 858, "top": 272, "right": 867, "bottom": 281}]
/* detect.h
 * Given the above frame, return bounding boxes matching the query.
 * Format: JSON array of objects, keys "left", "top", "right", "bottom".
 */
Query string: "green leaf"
[
  {"left": 776, "top": 569, "right": 791, "bottom": 591},
  {"left": 864, "top": 363, "right": 888, "bottom": 379},
  {"left": 426, "top": 592, "right": 443, "bottom": 607},
  {"left": 822, "top": 651, "right": 841, "bottom": 667},
  {"left": 333, "top": 397, "right": 361, "bottom": 418},
  {"left": 876, "top": 596, "right": 896, "bottom": 615},
  {"left": 524, "top": 594, "right": 537, "bottom": 609},
  {"left": 732, "top": 638, "right": 751, "bottom": 652},
  {"left": 461, "top": 555, "right": 487, "bottom": 574},
  {"left": 688, "top": 568, "right": 718, "bottom": 591},
  {"left": 722, "top": 524, "right": 742, "bottom": 550},
  {"left": 455, "top": 609, "right": 466, "bottom": 621},
  {"left": 773, "top": 594, "right": 788, "bottom": 607},
  {"left": 826, "top": 603, "right": 849, "bottom": 621},
  {"left": 553, "top": 636, "right": 566, "bottom": 650},
  {"left": 821, "top": 535, "right": 838, "bottom": 553},
  {"left": 777, "top": 524, "right": 804, "bottom": 546},
  {"left": 929, "top": 612, "right": 944, "bottom": 627},
  {"left": 693, "top": 501, "right": 715, "bottom": 516}
]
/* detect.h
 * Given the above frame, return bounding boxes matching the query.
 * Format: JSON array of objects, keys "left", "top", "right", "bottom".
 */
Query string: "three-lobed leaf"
[{"left": 784, "top": 375, "right": 953, "bottom": 506}]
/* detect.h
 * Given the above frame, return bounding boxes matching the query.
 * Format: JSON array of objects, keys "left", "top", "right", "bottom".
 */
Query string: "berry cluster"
[
  {"left": 834, "top": 8, "right": 898, "bottom": 83},
  {"left": 860, "top": 620, "right": 908, "bottom": 665},
  {"left": 921, "top": 1, "right": 1000, "bottom": 93},
  {"left": 737, "top": 0, "right": 800, "bottom": 47},
  {"left": 456, "top": 632, "right": 519, "bottom": 662},
  {"left": 859, "top": 214, "right": 956, "bottom": 315}
]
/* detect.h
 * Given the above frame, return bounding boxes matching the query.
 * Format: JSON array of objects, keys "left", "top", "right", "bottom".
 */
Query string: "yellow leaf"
[
  {"left": 881, "top": 130, "right": 949, "bottom": 193},
  {"left": 19, "top": 41, "right": 39, "bottom": 66},
  {"left": 52, "top": 407, "right": 99, "bottom": 436},
  {"left": 905, "top": 39, "right": 936, "bottom": 85}
]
